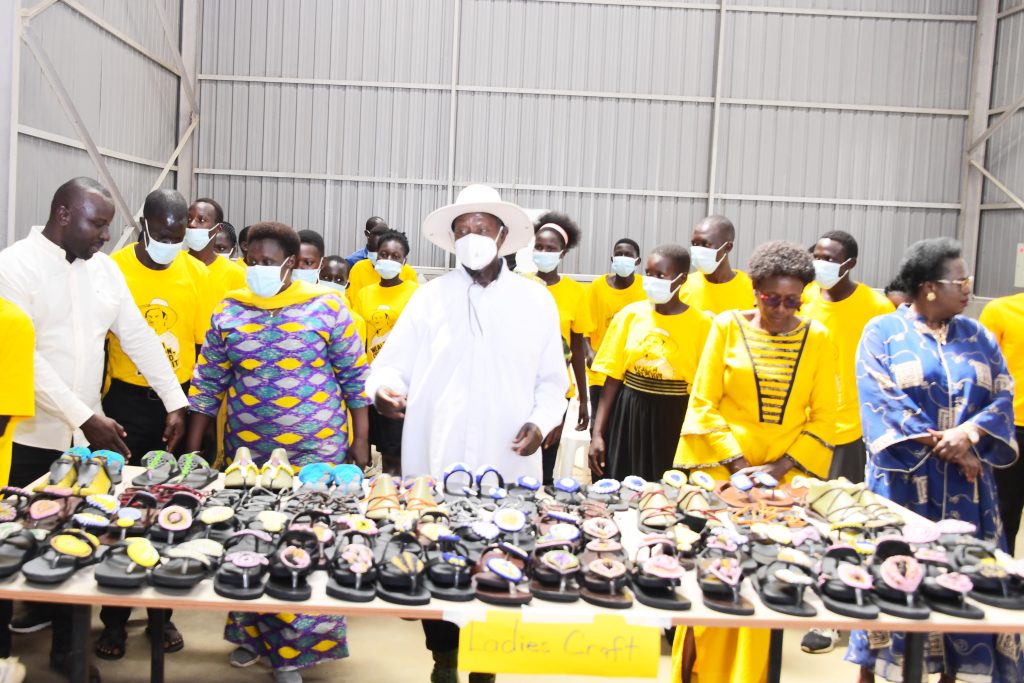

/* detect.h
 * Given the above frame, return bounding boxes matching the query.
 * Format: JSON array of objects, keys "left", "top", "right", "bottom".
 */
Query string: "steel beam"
[
  {"left": 958, "top": 0, "right": 999, "bottom": 274},
  {"left": 59, "top": 0, "right": 180, "bottom": 75},
  {"left": 175, "top": 0, "right": 200, "bottom": 201},
  {"left": 5, "top": 0, "right": 23, "bottom": 246},
  {"left": 970, "top": 160, "right": 1024, "bottom": 212},
  {"left": 21, "top": 24, "right": 138, "bottom": 230},
  {"left": 446, "top": 0, "right": 462, "bottom": 204},
  {"left": 705, "top": 0, "right": 727, "bottom": 214},
  {"left": 969, "top": 92, "right": 1024, "bottom": 154}
]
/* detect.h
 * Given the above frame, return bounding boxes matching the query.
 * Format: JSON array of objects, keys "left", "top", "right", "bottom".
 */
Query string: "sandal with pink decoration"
[
  {"left": 580, "top": 557, "right": 632, "bottom": 609},
  {"left": 870, "top": 538, "right": 930, "bottom": 619},
  {"left": 326, "top": 525, "right": 379, "bottom": 602},
  {"left": 630, "top": 534, "right": 690, "bottom": 611},
  {"left": 815, "top": 545, "right": 879, "bottom": 619},
  {"left": 265, "top": 528, "right": 320, "bottom": 601},
  {"left": 697, "top": 547, "right": 753, "bottom": 616},
  {"left": 214, "top": 529, "right": 275, "bottom": 600}
]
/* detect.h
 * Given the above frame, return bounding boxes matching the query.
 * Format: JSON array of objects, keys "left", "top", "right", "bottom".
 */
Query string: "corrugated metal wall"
[
  {"left": 977, "top": 1, "right": 1024, "bottom": 296},
  {"left": 194, "top": 0, "right": 985, "bottom": 286},
  {"left": 11, "top": 0, "right": 181, "bottom": 243}
]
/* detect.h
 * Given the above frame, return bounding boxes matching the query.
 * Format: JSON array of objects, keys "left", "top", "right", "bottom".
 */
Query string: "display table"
[{"left": 3, "top": 467, "right": 1020, "bottom": 683}]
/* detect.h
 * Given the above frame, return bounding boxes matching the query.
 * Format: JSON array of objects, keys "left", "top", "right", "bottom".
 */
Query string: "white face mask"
[
  {"left": 142, "top": 225, "right": 183, "bottom": 266},
  {"left": 691, "top": 245, "right": 725, "bottom": 275},
  {"left": 611, "top": 256, "right": 637, "bottom": 278},
  {"left": 367, "top": 251, "right": 378, "bottom": 265},
  {"left": 184, "top": 225, "right": 218, "bottom": 251},
  {"left": 455, "top": 230, "right": 503, "bottom": 271},
  {"left": 374, "top": 258, "right": 404, "bottom": 280},
  {"left": 246, "top": 261, "right": 290, "bottom": 298},
  {"left": 321, "top": 281, "right": 346, "bottom": 294},
  {"left": 813, "top": 259, "right": 848, "bottom": 290},
  {"left": 642, "top": 275, "right": 682, "bottom": 304},
  {"left": 292, "top": 269, "right": 319, "bottom": 285},
  {"left": 533, "top": 251, "right": 562, "bottom": 273}
]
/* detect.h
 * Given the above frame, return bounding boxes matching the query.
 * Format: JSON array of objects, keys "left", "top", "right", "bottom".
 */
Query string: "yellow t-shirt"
[
  {"left": 592, "top": 302, "right": 712, "bottom": 391},
  {"left": 108, "top": 245, "right": 213, "bottom": 386},
  {"left": 678, "top": 270, "right": 755, "bottom": 315},
  {"left": 205, "top": 254, "right": 247, "bottom": 308},
  {"left": 980, "top": 293, "right": 1024, "bottom": 426},
  {"left": 802, "top": 282, "right": 894, "bottom": 443},
  {"left": 547, "top": 276, "right": 596, "bottom": 346},
  {"left": 355, "top": 280, "right": 419, "bottom": 361},
  {"left": 675, "top": 311, "right": 839, "bottom": 479},
  {"left": 0, "top": 298, "right": 35, "bottom": 487},
  {"left": 585, "top": 275, "right": 646, "bottom": 388},
  {"left": 347, "top": 260, "right": 418, "bottom": 305}
]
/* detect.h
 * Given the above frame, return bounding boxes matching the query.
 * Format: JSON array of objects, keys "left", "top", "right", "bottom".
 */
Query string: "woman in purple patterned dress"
[{"left": 185, "top": 221, "right": 370, "bottom": 683}]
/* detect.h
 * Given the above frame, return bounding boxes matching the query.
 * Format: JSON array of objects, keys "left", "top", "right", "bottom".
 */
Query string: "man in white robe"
[{"left": 364, "top": 185, "right": 568, "bottom": 683}]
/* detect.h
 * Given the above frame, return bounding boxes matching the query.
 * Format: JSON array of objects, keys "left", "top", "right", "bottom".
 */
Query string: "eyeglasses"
[
  {"left": 757, "top": 293, "right": 802, "bottom": 310},
  {"left": 935, "top": 276, "right": 974, "bottom": 293}
]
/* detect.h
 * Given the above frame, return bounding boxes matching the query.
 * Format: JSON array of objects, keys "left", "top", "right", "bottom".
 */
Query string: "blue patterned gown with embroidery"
[{"left": 846, "top": 304, "right": 1022, "bottom": 682}]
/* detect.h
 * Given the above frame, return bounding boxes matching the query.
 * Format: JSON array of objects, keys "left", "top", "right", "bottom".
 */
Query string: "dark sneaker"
[
  {"left": 9, "top": 612, "right": 51, "bottom": 634},
  {"left": 800, "top": 628, "right": 839, "bottom": 654}
]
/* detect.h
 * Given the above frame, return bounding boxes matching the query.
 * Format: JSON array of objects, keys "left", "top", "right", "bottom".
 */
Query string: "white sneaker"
[{"left": 800, "top": 628, "right": 839, "bottom": 654}]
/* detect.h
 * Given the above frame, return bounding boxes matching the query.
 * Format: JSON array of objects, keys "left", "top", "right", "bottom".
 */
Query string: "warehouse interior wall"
[{"left": 4, "top": 0, "right": 1023, "bottom": 296}]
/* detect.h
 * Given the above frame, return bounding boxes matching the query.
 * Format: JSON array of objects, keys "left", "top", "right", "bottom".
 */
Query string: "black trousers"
[
  {"left": 422, "top": 619, "right": 460, "bottom": 652},
  {"left": 995, "top": 426, "right": 1024, "bottom": 554},
  {"left": 1, "top": 443, "right": 73, "bottom": 660},
  {"left": 589, "top": 385, "right": 603, "bottom": 431},
  {"left": 541, "top": 409, "right": 570, "bottom": 486},
  {"left": 827, "top": 439, "right": 868, "bottom": 484},
  {"left": 101, "top": 379, "right": 180, "bottom": 630}
]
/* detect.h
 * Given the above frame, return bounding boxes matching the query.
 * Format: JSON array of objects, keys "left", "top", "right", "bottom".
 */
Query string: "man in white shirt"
[
  {"left": 0, "top": 177, "right": 187, "bottom": 680},
  {"left": 366, "top": 184, "right": 568, "bottom": 683}
]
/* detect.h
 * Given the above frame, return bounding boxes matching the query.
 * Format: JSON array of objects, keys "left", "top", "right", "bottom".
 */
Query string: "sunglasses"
[
  {"left": 934, "top": 276, "right": 974, "bottom": 293},
  {"left": 757, "top": 292, "right": 802, "bottom": 310}
]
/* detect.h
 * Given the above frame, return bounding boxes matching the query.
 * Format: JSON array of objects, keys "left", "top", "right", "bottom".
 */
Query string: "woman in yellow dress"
[{"left": 673, "top": 240, "right": 838, "bottom": 683}]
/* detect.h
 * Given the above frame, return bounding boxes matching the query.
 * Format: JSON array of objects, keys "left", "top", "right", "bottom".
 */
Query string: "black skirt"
[
  {"left": 369, "top": 406, "right": 404, "bottom": 455},
  {"left": 604, "top": 385, "right": 689, "bottom": 482}
]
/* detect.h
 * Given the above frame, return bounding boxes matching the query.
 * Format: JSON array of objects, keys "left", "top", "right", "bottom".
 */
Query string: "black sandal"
[
  {"left": 94, "top": 627, "right": 127, "bottom": 660},
  {"left": 146, "top": 621, "right": 185, "bottom": 653}
]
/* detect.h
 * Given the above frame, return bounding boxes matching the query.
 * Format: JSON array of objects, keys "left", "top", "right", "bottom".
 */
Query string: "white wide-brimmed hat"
[{"left": 422, "top": 184, "right": 533, "bottom": 257}]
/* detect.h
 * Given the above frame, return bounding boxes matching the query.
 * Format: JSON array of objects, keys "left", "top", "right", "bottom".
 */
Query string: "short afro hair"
[
  {"left": 192, "top": 197, "right": 224, "bottom": 224},
  {"left": 748, "top": 241, "right": 816, "bottom": 289},
  {"left": 297, "top": 229, "right": 325, "bottom": 257},
  {"left": 884, "top": 279, "right": 909, "bottom": 297},
  {"left": 238, "top": 226, "right": 251, "bottom": 245},
  {"left": 891, "top": 237, "right": 961, "bottom": 296},
  {"left": 818, "top": 230, "right": 858, "bottom": 260},
  {"left": 614, "top": 237, "right": 641, "bottom": 257},
  {"left": 219, "top": 221, "right": 237, "bottom": 247},
  {"left": 651, "top": 244, "right": 690, "bottom": 275},
  {"left": 246, "top": 221, "right": 300, "bottom": 259},
  {"left": 377, "top": 229, "right": 410, "bottom": 258},
  {"left": 142, "top": 189, "right": 187, "bottom": 223},
  {"left": 535, "top": 211, "right": 581, "bottom": 251}
]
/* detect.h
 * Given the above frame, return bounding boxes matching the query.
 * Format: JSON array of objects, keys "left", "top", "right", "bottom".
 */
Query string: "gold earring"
[{"left": 926, "top": 292, "right": 936, "bottom": 302}]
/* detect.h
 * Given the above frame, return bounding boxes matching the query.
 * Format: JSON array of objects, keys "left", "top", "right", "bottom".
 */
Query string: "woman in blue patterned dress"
[
  {"left": 848, "top": 237, "right": 1021, "bottom": 683},
  {"left": 185, "top": 221, "right": 371, "bottom": 683}
]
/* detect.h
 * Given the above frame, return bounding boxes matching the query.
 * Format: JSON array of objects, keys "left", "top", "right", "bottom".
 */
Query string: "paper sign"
[
  {"left": 457, "top": 611, "right": 661, "bottom": 678},
  {"left": 1015, "top": 243, "right": 1024, "bottom": 289}
]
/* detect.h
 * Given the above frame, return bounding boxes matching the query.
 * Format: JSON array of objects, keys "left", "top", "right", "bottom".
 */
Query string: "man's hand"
[
  {"left": 162, "top": 408, "right": 186, "bottom": 452},
  {"left": 575, "top": 402, "right": 589, "bottom": 432},
  {"left": 350, "top": 436, "right": 371, "bottom": 469},
  {"left": 374, "top": 387, "right": 407, "bottom": 419},
  {"left": 928, "top": 428, "right": 972, "bottom": 463},
  {"left": 953, "top": 451, "right": 983, "bottom": 484},
  {"left": 511, "top": 423, "right": 543, "bottom": 456},
  {"left": 724, "top": 455, "right": 753, "bottom": 475},
  {"left": 589, "top": 435, "right": 606, "bottom": 477},
  {"left": 80, "top": 414, "right": 130, "bottom": 457}
]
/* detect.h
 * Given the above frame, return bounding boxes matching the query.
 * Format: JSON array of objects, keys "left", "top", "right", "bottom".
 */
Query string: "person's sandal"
[
  {"left": 94, "top": 627, "right": 128, "bottom": 661},
  {"left": 365, "top": 475, "right": 401, "bottom": 522}
]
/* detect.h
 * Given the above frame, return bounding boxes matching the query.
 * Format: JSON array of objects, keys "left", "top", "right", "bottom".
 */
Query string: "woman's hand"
[
  {"left": 927, "top": 428, "right": 972, "bottom": 463},
  {"left": 734, "top": 458, "right": 793, "bottom": 483},
  {"left": 589, "top": 435, "right": 606, "bottom": 477},
  {"left": 724, "top": 456, "right": 753, "bottom": 475},
  {"left": 350, "top": 436, "right": 370, "bottom": 469},
  {"left": 576, "top": 401, "right": 590, "bottom": 432},
  {"left": 952, "top": 450, "right": 983, "bottom": 484}
]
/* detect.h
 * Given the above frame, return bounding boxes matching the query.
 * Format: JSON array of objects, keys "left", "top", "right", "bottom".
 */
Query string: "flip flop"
[
  {"left": 73, "top": 452, "right": 124, "bottom": 496},
  {"left": 326, "top": 526, "right": 379, "bottom": 602},
  {"left": 22, "top": 529, "right": 102, "bottom": 584},
  {"left": 150, "top": 492, "right": 202, "bottom": 544},
  {"left": 508, "top": 476, "right": 541, "bottom": 502},
  {"left": 871, "top": 539, "right": 930, "bottom": 619},
  {"left": 214, "top": 530, "right": 275, "bottom": 600},
  {"left": 697, "top": 551, "right": 753, "bottom": 616},
  {"left": 171, "top": 453, "right": 219, "bottom": 490},
  {"left": 0, "top": 522, "right": 40, "bottom": 577},
  {"left": 0, "top": 487, "right": 33, "bottom": 522},
  {"left": 530, "top": 535, "right": 582, "bottom": 602},
  {"left": 630, "top": 534, "right": 690, "bottom": 611},
  {"left": 265, "top": 529, "right": 319, "bottom": 601},
  {"left": 198, "top": 505, "right": 239, "bottom": 543},
  {"left": 549, "top": 477, "right": 583, "bottom": 506},
  {"left": 660, "top": 470, "right": 688, "bottom": 501},
  {"left": 94, "top": 538, "right": 161, "bottom": 588},
  {"left": 587, "top": 479, "right": 623, "bottom": 508},
  {"left": 39, "top": 447, "right": 89, "bottom": 491},
  {"left": 441, "top": 463, "right": 475, "bottom": 501},
  {"left": 332, "top": 464, "right": 365, "bottom": 502},
  {"left": 474, "top": 542, "right": 532, "bottom": 606},
  {"left": 375, "top": 532, "right": 431, "bottom": 606},
  {"left": 151, "top": 539, "right": 223, "bottom": 589},
  {"left": 423, "top": 532, "right": 475, "bottom": 602},
  {"left": 580, "top": 557, "right": 632, "bottom": 609},
  {"left": 131, "top": 451, "right": 180, "bottom": 487},
  {"left": 752, "top": 559, "right": 816, "bottom": 617},
  {"left": 637, "top": 484, "right": 678, "bottom": 534},
  {"left": 25, "top": 490, "right": 76, "bottom": 532},
  {"left": 88, "top": 450, "right": 126, "bottom": 486},
  {"left": 493, "top": 506, "right": 535, "bottom": 552},
  {"left": 474, "top": 466, "right": 505, "bottom": 499},
  {"left": 815, "top": 545, "right": 879, "bottom": 619},
  {"left": 259, "top": 449, "right": 296, "bottom": 491},
  {"left": 224, "top": 448, "right": 259, "bottom": 489},
  {"left": 921, "top": 570, "right": 985, "bottom": 620},
  {"left": 953, "top": 544, "right": 1024, "bottom": 610}
]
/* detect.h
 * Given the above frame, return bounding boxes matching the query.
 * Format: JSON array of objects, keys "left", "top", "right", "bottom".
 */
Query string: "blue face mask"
[
  {"left": 374, "top": 259, "right": 403, "bottom": 280},
  {"left": 246, "top": 262, "right": 290, "bottom": 298},
  {"left": 143, "top": 225, "right": 183, "bottom": 266},
  {"left": 292, "top": 269, "right": 319, "bottom": 284},
  {"left": 611, "top": 256, "right": 637, "bottom": 278},
  {"left": 533, "top": 251, "right": 562, "bottom": 273}
]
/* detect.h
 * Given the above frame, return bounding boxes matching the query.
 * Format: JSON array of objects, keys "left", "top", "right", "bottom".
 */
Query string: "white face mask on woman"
[
  {"left": 246, "top": 261, "right": 291, "bottom": 298},
  {"left": 455, "top": 227, "right": 504, "bottom": 271},
  {"left": 642, "top": 274, "right": 682, "bottom": 304}
]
